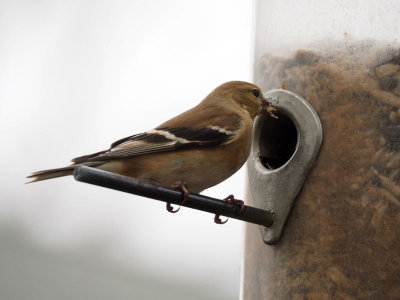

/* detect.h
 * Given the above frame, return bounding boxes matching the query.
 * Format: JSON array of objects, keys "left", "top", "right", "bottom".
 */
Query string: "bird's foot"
[
  {"left": 172, "top": 181, "right": 189, "bottom": 204},
  {"left": 214, "top": 214, "right": 228, "bottom": 224},
  {"left": 213, "top": 194, "right": 245, "bottom": 224},
  {"left": 224, "top": 194, "right": 245, "bottom": 214},
  {"left": 166, "top": 202, "right": 180, "bottom": 213},
  {"left": 166, "top": 181, "right": 189, "bottom": 213}
]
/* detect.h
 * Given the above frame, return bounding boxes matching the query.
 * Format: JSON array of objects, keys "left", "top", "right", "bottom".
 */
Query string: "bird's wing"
[{"left": 71, "top": 107, "right": 244, "bottom": 163}]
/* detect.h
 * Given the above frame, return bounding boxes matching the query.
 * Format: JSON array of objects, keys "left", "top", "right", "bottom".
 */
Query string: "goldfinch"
[{"left": 28, "top": 81, "right": 277, "bottom": 217}]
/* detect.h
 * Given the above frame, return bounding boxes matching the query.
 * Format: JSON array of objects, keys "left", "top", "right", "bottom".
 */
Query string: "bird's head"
[{"left": 208, "top": 81, "right": 277, "bottom": 119}]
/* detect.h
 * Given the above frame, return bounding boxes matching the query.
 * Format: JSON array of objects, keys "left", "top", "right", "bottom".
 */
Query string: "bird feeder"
[{"left": 242, "top": 1, "right": 400, "bottom": 299}]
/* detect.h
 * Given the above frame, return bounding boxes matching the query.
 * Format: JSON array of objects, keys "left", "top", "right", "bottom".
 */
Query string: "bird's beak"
[{"left": 261, "top": 97, "right": 278, "bottom": 119}]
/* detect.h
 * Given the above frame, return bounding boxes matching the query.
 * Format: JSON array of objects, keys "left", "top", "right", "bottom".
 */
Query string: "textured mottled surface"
[{"left": 243, "top": 45, "right": 400, "bottom": 299}]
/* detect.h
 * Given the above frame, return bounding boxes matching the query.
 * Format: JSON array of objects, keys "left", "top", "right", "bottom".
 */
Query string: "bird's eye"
[{"left": 252, "top": 89, "right": 260, "bottom": 97}]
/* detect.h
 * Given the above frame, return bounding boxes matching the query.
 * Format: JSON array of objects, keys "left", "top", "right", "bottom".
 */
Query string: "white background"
[{"left": 0, "top": 1, "right": 254, "bottom": 299}]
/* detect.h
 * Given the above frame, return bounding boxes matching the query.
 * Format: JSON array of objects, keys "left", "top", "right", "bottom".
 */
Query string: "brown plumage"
[{"left": 27, "top": 81, "right": 277, "bottom": 193}]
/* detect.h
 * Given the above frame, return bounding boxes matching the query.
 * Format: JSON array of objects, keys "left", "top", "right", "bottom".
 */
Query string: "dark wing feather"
[
  {"left": 158, "top": 127, "right": 231, "bottom": 146},
  {"left": 71, "top": 127, "right": 235, "bottom": 163},
  {"left": 110, "top": 132, "right": 170, "bottom": 148}
]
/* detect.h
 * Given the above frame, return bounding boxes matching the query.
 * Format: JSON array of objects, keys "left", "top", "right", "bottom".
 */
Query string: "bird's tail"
[{"left": 27, "top": 162, "right": 101, "bottom": 183}]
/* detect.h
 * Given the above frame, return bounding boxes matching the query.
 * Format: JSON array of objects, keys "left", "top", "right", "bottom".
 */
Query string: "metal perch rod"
[{"left": 73, "top": 166, "right": 274, "bottom": 227}]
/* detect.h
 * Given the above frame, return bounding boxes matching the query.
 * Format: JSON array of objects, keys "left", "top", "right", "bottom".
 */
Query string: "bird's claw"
[
  {"left": 166, "top": 181, "right": 189, "bottom": 213},
  {"left": 171, "top": 181, "right": 189, "bottom": 205},
  {"left": 214, "top": 214, "right": 228, "bottom": 224},
  {"left": 166, "top": 202, "right": 180, "bottom": 213},
  {"left": 213, "top": 194, "right": 245, "bottom": 224},
  {"left": 224, "top": 194, "right": 245, "bottom": 214}
]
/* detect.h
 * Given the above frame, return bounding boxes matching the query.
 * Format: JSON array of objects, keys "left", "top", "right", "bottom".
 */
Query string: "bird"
[{"left": 27, "top": 81, "right": 277, "bottom": 222}]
